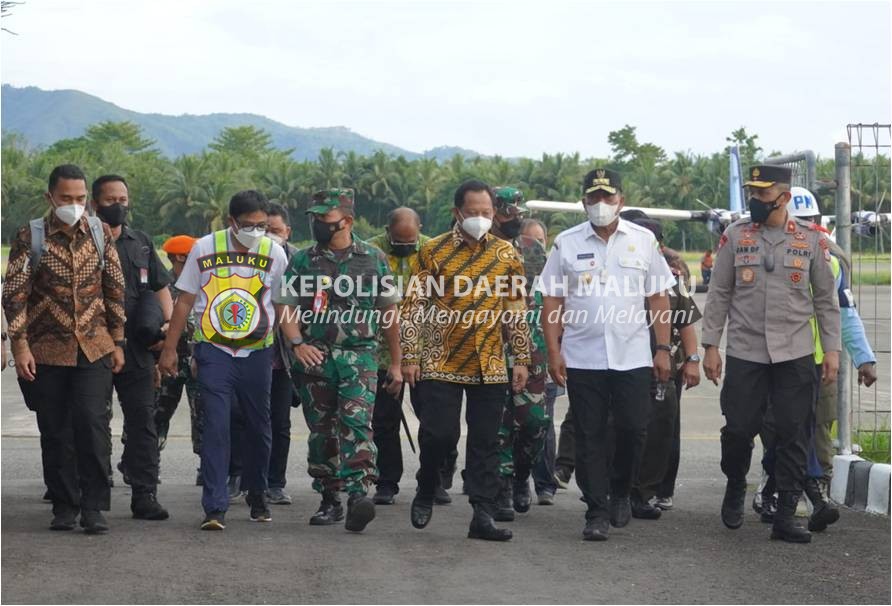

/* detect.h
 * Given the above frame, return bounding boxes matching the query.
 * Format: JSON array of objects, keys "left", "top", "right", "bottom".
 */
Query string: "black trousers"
[
  {"left": 268, "top": 368, "right": 294, "bottom": 489},
  {"left": 416, "top": 380, "right": 506, "bottom": 506},
  {"left": 32, "top": 350, "right": 113, "bottom": 512},
  {"left": 634, "top": 382, "right": 679, "bottom": 502},
  {"left": 371, "top": 369, "right": 421, "bottom": 492},
  {"left": 555, "top": 406, "right": 576, "bottom": 474},
  {"left": 113, "top": 364, "right": 160, "bottom": 495},
  {"left": 720, "top": 355, "right": 814, "bottom": 492},
  {"left": 656, "top": 375, "right": 684, "bottom": 498},
  {"left": 566, "top": 367, "right": 651, "bottom": 520}
]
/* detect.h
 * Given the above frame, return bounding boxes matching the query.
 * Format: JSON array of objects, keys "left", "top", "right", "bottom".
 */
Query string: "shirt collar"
[
  {"left": 311, "top": 237, "right": 367, "bottom": 259},
  {"left": 451, "top": 223, "right": 492, "bottom": 249},
  {"left": 584, "top": 218, "right": 629, "bottom": 243}
]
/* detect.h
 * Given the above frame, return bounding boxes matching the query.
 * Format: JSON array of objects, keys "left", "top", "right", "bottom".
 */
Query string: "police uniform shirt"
[
  {"left": 537, "top": 218, "right": 676, "bottom": 371},
  {"left": 116, "top": 225, "right": 171, "bottom": 369},
  {"left": 700, "top": 215, "right": 841, "bottom": 364},
  {"left": 176, "top": 230, "right": 288, "bottom": 358}
]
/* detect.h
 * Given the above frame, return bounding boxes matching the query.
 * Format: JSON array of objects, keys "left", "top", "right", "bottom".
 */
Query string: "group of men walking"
[{"left": 2, "top": 160, "right": 875, "bottom": 543}]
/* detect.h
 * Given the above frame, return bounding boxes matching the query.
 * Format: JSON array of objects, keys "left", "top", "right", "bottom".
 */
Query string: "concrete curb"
[{"left": 830, "top": 454, "right": 890, "bottom": 515}]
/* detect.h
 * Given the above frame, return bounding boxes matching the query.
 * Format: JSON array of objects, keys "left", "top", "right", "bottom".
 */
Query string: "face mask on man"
[
  {"left": 459, "top": 213, "right": 493, "bottom": 241},
  {"left": 499, "top": 216, "right": 523, "bottom": 239},
  {"left": 232, "top": 225, "right": 266, "bottom": 249},
  {"left": 390, "top": 242, "right": 417, "bottom": 257},
  {"left": 586, "top": 201, "right": 619, "bottom": 227},
  {"left": 52, "top": 200, "right": 86, "bottom": 226},
  {"left": 312, "top": 217, "right": 344, "bottom": 244},
  {"left": 748, "top": 193, "right": 784, "bottom": 224},
  {"left": 96, "top": 203, "right": 129, "bottom": 227}
]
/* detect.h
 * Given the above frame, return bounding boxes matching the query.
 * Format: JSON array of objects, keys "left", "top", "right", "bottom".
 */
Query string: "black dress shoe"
[
  {"left": 373, "top": 483, "right": 397, "bottom": 505},
  {"left": 411, "top": 497, "right": 433, "bottom": 529},
  {"left": 609, "top": 496, "right": 631, "bottom": 528},
  {"left": 631, "top": 496, "right": 662, "bottom": 520},
  {"left": 80, "top": 510, "right": 109, "bottom": 534},
  {"left": 345, "top": 494, "right": 375, "bottom": 532},
  {"left": 721, "top": 478, "right": 747, "bottom": 529},
  {"left": 50, "top": 508, "right": 78, "bottom": 531},
  {"left": 583, "top": 518, "right": 609, "bottom": 541},
  {"left": 132, "top": 493, "right": 170, "bottom": 520},
  {"left": 468, "top": 505, "right": 512, "bottom": 541}
]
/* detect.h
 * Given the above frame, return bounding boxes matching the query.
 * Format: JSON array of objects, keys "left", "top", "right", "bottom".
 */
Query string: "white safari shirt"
[
  {"left": 177, "top": 229, "right": 287, "bottom": 358},
  {"left": 537, "top": 219, "right": 676, "bottom": 371}
]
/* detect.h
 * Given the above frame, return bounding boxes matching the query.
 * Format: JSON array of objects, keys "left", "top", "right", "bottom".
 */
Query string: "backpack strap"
[
  {"left": 28, "top": 218, "right": 46, "bottom": 272},
  {"left": 86, "top": 216, "right": 106, "bottom": 271}
]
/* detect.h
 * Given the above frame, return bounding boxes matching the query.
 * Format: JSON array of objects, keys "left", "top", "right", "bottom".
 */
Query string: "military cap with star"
[
  {"left": 745, "top": 165, "right": 792, "bottom": 189},
  {"left": 307, "top": 188, "right": 355, "bottom": 215},
  {"left": 583, "top": 168, "right": 623, "bottom": 195}
]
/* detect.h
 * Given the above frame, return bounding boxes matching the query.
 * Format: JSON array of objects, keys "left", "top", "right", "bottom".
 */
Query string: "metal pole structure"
[
  {"left": 804, "top": 150, "right": 817, "bottom": 193},
  {"left": 834, "top": 142, "right": 853, "bottom": 455}
]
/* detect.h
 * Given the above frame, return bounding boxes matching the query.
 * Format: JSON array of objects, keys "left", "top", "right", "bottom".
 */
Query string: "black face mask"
[
  {"left": 390, "top": 242, "right": 416, "bottom": 258},
  {"left": 499, "top": 216, "right": 523, "bottom": 239},
  {"left": 97, "top": 203, "right": 129, "bottom": 227},
  {"left": 312, "top": 218, "right": 343, "bottom": 244},
  {"left": 748, "top": 194, "right": 783, "bottom": 224}
]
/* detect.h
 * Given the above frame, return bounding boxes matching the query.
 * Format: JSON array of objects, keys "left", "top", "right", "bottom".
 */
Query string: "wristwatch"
[
  {"left": 655, "top": 344, "right": 672, "bottom": 353},
  {"left": 290, "top": 336, "right": 304, "bottom": 348},
  {"left": 114, "top": 339, "right": 127, "bottom": 348},
  {"left": 685, "top": 353, "right": 701, "bottom": 363}
]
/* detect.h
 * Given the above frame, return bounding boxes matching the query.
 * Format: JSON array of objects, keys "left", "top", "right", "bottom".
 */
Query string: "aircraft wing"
[{"left": 526, "top": 200, "right": 707, "bottom": 222}]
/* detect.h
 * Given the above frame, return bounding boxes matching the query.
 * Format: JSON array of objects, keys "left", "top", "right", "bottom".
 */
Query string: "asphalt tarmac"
[{"left": 1, "top": 288, "right": 889, "bottom": 604}]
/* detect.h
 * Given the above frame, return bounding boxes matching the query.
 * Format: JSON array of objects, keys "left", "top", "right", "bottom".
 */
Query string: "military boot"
[
  {"left": 721, "top": 477, "right": 747, "bottom": 529},
  {"left": 309, "top": 492, "right": 344, "bottom": 526},
  {"left": 804, "top": 477, "right": 839, "bottom": 532},
  {"left": 131, "top": 492, "right": 170, "bottom": 520},
  {"left": 494, "top": 476, "right": 515, "bottom": 522},
  {"left": 513, "top": 468, "right": 532, "bottom": 513},
  {"left": 345, "top": 493, "right": 376, "bottom": 532},
  {"left": 468, "top": 503, "right": 512, "bottom": 541},
  {"left": 771, "top": 491, "right": 812, "bottom": 543},
  {"left": 759, "top": 492, "right": 777, "bottom": 524}
]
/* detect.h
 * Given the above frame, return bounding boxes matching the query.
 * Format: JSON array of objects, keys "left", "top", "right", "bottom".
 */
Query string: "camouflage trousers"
[
  {"left": 298, "top": 345, "right": 378, "bottom": 495},
  {"left": 155, "top": 374, "right": 203, "bottom": 455},
  {"left": 498, "top": 343, "right": 550, "bottom": 477}
]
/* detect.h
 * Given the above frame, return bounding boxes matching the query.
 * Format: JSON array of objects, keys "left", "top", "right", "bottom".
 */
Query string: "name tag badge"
[
  {"left": 140, "top": 267, "right": 149, "bottom": 284},
  {"left": 576, "top": 252, "right": 595, "bottom": 260}
]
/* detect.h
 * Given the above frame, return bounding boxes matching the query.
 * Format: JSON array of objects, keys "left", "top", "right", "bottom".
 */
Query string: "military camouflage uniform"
[
  {"left": 154, "top": 284, "right": 202, "bottom": 454},
  {"left": 277, "top": 238, "right": 400, "bottom": 496},
  {"left": 497, "top": 236, "right": 551, "bottom": 477}
]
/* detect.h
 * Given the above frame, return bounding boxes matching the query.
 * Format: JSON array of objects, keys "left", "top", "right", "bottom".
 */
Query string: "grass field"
[{"left": 681, "top": 251, "right": 891, "bottom": 285}]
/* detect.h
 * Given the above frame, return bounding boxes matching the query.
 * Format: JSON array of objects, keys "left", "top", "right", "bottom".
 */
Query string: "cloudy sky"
[{"left": 2, "top": 0, "right": 889, "bottom": 158}]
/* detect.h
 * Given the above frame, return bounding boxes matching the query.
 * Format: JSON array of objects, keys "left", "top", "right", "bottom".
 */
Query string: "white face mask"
[
  {"left": 586, "top": 201, "right": 619, "bottom": 227},
  {"left": 267, "top": 233, "right": 286, "bottom": 246},
  {"left": 232, "top": 226, "right": 266, "bottom": 249},
  {"left": 53, "top": 202, "right": 86, "bottom": 226},
  {"left": 460, "top": 214, "right": 493, "bottom": 241}
]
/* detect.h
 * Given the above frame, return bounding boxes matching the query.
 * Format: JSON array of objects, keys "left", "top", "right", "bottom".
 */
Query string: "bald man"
[{"left": 367, "top": 209, "right": 439, "bottom": 504}]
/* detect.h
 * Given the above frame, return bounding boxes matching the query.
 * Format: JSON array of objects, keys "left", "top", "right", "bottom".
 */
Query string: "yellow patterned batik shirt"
[{"left": 400, "top": 225, "right": 531, "bottom": 384}]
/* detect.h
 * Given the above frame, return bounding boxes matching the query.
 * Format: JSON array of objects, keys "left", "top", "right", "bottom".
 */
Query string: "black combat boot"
[
  {"left": 513, "top": 468, "right": 532, "bottom": 513},
  {"left": 771, "top": 491, "right": 812, "bottom": 543},
  {"left": 80, "top": 510, "right": 109, "bottom": 534},
  {"left": 410, "top": 496, "right": 433, "bottom": 529},
  {"left": 345, "top": 493, "right": 376, "bottom": 532},
  {"left": 804, "top": 477, "right": 839, "bottom": 532},
  {"left": 759, "top": 492, "right": 777, "bottom": 524},
  {"left": 309, "top": 492, "right": 344, "bottom": 526},
  {"left": 131, "top": 492, "right": 170, "bottom": 520},
  {"left": 468, "top": 504, "right": 512, "bottom": 541},
  {"left": 494, "top": 476, "right": 515, "bottom": 522},
  {"left": 721, "top": 477, "right": 747, "bottom": 529}
]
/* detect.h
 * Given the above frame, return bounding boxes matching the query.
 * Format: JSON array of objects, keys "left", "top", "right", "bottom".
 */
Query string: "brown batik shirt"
[{"left": 2, "top": 212, "right": 126, "bottom": 366}]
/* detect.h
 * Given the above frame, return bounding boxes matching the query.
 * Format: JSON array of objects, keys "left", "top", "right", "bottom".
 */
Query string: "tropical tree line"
[{"left": 2, "top": 122, "right": 889, "bottom": 252}]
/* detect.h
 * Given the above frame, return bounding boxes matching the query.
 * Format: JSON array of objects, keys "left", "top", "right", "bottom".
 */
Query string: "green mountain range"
[{"left": 0, "top": 84, "right": 481, "bottom": 161}]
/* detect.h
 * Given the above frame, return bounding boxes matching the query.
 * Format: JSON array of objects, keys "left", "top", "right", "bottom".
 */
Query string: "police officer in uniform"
[
  {"left": 701, "top": 165, "right": 840, "bottom": 543},
  {"left": 92, "top": 175, "right": 172, "bottom": 521}
]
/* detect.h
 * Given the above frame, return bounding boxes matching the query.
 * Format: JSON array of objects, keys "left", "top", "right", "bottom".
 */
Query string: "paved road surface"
[{"left": 2, "top": 289, "right": 889, "bottom": 604}]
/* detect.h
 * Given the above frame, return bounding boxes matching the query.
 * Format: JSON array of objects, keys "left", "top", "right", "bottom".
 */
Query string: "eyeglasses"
[{"left": 237, "top": 221, "right": 268, "bottom": 231}]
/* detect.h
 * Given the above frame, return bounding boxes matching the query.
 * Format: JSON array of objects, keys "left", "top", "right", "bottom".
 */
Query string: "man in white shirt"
[
  {"left": 159, "top": 190, "right": 288, "bottom": 531},
  {"left": 539, "top": 168, "right": 675, "bottom": 541}
]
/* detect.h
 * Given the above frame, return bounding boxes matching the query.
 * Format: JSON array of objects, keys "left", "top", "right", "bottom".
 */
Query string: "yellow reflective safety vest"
[{"left": 810, "top": 253, "right": 840, "bottom": 365}]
